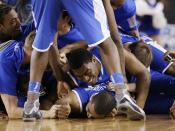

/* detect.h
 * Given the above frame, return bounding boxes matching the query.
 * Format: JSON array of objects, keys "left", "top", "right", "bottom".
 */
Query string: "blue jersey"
[
  {"left": 0, "top": 40, "right": 26, "bottom": 107},
  {"left": 57, "top": 27, "right": 85, "bottom": 49},
  {"left": 120, "top": 32, "right": 171, "bottom": 73},
  {"left": 73, "top": 85, "right": 115, "bottom": 113},
  {"left": 114, "top": 0, "right": 137, "bottom": 32},
  {"left": 1, "top": 0, "right": 17, "bottom": 6}
]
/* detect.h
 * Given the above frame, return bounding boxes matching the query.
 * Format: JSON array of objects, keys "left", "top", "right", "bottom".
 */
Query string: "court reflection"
[{"left": 3, "top": 117, "right": 146, "bottom": 131}]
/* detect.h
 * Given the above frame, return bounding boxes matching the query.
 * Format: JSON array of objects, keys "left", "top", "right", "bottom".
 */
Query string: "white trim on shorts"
[
  {"left": 72, "top": 90, "right": 83, "bottom": 113},
  {"left": 89, "top": 0, "right": 110, "bottom": 48},
  {"left": 88, "top": 35, "right": 110, "bottom": 48},
  {"left": 32, "top": 42, "right": 54, "bottom": 52}
]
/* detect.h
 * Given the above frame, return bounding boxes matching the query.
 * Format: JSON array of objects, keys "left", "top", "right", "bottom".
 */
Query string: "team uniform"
[
  {"left": 73, "top": 84, "right": 115, "bottom": 113},
  {"left": 0, "top": 40, "right": 56, "bottom": 108},
  {"left": 114, "top": 0, "right": 138, "bottom": 33},
  {"left": 31, "top": 0, "right": 110, "bottom": 51},
  {"left": 144, "top": 70, "right": 175, "bottom": 114},
  {"left": 0, "top": 40, "right": 27, "bottom": 107},
  {"left": 124, "top": 69, "right": 175, "bottom": 114},
  {"left": 57, "top": 27, "right": 85, "bottom": 49},
  {"left": 120, "top": 32, "right": 172, "bottom": 74}
]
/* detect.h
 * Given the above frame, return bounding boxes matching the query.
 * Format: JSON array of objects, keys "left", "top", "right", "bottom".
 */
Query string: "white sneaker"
[{"left": 116, "top": 94, "right": 146, "bottom": 121}]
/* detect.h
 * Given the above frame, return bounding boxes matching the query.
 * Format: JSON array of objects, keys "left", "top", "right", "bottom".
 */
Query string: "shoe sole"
[
  {"left": 23, "top": 117, "right": 36, "bottom": 122},
  {"left": 117, "top": 101, "right": 145, "bottom": 120}
]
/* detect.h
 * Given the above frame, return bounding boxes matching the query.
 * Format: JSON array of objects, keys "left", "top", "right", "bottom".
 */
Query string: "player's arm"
[
  {"left": 124, "top": 49, "right": 151, "bottom": 108},
  {"left": 0, "top": 94, "right": 23, "bottom": 119},
  {"left": 102, "top": 0, "right": 126, "bottom": 77},
  {"left": 0, "top": 93, "right": 60, "bottom": 119},
  {"left": 60, "top": 40, "right": 88, "bottom": 54},
  {"left": 56, "top": 81, "right": 81, "bottom": 119}
]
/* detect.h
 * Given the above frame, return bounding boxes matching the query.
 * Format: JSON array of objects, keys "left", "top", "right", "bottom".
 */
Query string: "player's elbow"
[{"left": 140, "top": 69, "right": 151, "bottom": 90}]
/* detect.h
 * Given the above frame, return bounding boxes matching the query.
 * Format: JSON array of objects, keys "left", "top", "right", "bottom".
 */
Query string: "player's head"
[
  {"left": 66, "top": 48, "right": 100, "bottom": 85},
  {"left": 110, "top": 0, "right": 125, "bottom": 8},
  {"left": 128, "top": 40, "right": 153, "bottom": 67},
  {"left": 57, "top": 10, "right": 72, "bottom": 35},
  {"left": 86, "top": 92, "right": 116, "bottom": 118},
  {"left": 0, "top": 4, "right": 21, "bottom": 40}
]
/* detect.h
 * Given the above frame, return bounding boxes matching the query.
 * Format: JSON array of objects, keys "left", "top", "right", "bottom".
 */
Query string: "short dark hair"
[
  {"left": 66, "top": 48, "right": 93, "bottom": 69},
  {"left": 0, "top": 4, "right": 12, "bottom": 23},
  {"left": 91, "top": 92, "right": 116, "bottom": 115},
  {"left": 129, "top": 40, "right": 153, "bottom": 67},
  {"left": 62, "top": 10, "right": 73, "bottom": 26}
]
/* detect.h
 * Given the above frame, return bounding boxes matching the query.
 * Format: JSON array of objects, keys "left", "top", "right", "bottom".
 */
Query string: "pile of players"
[{"left": 0, "top": 0, "right": 175, "bottom": 121}]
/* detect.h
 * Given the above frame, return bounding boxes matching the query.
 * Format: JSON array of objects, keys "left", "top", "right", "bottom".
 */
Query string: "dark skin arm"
[
  {"left": 56, "top": 81, "right": 81, "bottom": 119},
  {"left": 124, "top": 49, "right": 150, "bottom": 109},
  {"left": 103, "top": 0, "right": 126, "bottom": 79}
]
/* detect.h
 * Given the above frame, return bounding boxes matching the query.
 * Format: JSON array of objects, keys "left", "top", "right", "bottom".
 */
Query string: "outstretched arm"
[{"left": 125, "top": 49, "right": 150, "bottom": 108}]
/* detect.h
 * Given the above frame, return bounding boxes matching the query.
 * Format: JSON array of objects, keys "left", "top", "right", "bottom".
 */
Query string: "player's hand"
[
  {"left": 107, "top": 108, "right": 117, "bottom": 117},
  {"left": 59, "top": 47, "right": 70, "bottom": 71},
  {"left": 56, "top": 99, "right": 71, "bottom": 119},
  {"left": 48, "top": 105, "right": 60, "bottom": 119},
  {"left": 25, "top": 31, "right": 36, "bottom": 46},
  {"left": 164, "top": 51, "right": 175, "bottom": 62},
  {"left": 107, "top": 82, "right": 129, "bottom": 92}
]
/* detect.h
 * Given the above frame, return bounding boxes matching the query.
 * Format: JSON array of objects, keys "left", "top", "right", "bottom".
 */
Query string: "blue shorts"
[
  {"left": 150, "top": 70, "right": 175, "bottom": 95},
  {"left": 72, "top": 84, "right": 114, "bottom": 112},
  {"left": 61, "top": 0, "right": 110, "bottom": 47},
  {"left": 32, "top": 0, "right": 110, "bottom": 51},
  {"left": 32, "top": 0, "right": 63, "bottom": 51},
  {"left": 147, "top": 41, "right": 172, "bottom": 73},
  {"left": 144, "top": 93, "right": 175, "bottom": 114}
]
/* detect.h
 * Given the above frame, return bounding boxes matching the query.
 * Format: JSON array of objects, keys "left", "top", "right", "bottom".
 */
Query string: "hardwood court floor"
[{"left": 0, "top": 115, "right": 175, "bottom": 131}]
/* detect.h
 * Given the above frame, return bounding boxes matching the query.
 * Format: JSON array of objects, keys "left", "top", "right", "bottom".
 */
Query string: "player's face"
[
  {"left": 0, "top": 9, "right": 21, "bottom": 38},
  {"left": 86, "top": 99, "right": 105, "bottom": 119},
  {"left": 72, "top": 57, "right": 99, "bottom": 85}
]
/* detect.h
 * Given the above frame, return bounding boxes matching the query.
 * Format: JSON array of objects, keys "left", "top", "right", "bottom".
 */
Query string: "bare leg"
[
  {"left": 99, "top": 38, "right": 122, "bottom": 75},
  {"left": 23, "top": 49, "right": 49, "bottom": 121}
]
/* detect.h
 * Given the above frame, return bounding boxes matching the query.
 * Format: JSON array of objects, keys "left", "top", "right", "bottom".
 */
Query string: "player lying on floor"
[
  {"left": 0, "top": 32, "right": 59, "bottom": 119},
  {"left": 55, "top": 48, "right": 150, "bottom": 120},
  {"left": 120, "top": 31, "right": 175, "bottom": 76},
  {"left": 126, "top": 41, "right": 175, "bottom": 118}
]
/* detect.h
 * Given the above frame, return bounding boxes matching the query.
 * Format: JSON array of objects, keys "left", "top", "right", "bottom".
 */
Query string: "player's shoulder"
[{"left": 0, "top": 40, "right": 23, "bottom": 62}]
